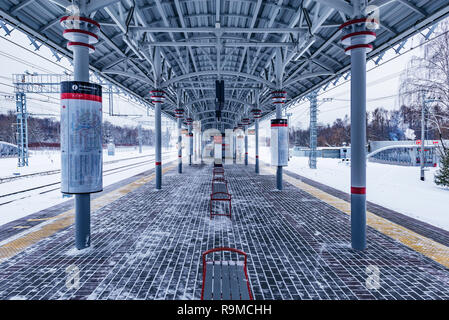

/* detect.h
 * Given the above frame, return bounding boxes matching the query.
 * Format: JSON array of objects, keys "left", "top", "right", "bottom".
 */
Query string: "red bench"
[{"left": 201, "top": 247, "right": 253, "bottom": 300}]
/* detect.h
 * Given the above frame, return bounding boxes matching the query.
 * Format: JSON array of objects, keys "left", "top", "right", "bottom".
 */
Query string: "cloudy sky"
[{"left": 0, "top": 28, "right": 174, "bottom": 130}]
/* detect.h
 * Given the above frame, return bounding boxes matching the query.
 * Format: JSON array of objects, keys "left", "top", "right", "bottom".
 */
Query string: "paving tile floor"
[{"left": 0, "top": 163, "right": 448, "bottom": 300}]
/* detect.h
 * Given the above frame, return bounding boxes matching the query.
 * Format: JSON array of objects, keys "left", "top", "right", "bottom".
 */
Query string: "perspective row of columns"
[{"left": 60, "top": 2, "right": 374, "bottom": 252}]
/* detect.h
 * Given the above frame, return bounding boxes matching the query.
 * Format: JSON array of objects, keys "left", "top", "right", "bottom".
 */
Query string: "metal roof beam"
[
  {"left": 10, "top": 0, "right": 35, "bottom": 14},
  {"left": 144, "top": 42, "right": 296, "bottom": 47},
  {"left": 312, "top": 0, "right": 353, "bottom": 17},
  {"left": 397, "top": 0, "right": 426, "bottom": 17},
  {"left": 131, "top": 27, "right": 323, "bottom": 33},
  {"left": 162, "top": 71, "right": 274, "bottom": 88},
  {"left": 86, "top": 0, "right": 122, "bottom": 14}
]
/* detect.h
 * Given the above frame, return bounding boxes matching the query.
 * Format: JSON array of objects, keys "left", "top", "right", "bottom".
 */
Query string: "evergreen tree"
[{"left": 435, "top": 149, "right": 449, "bottom": 187}]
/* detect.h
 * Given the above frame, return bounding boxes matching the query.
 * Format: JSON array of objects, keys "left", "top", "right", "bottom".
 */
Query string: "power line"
[{"left": 0, "top": 34, "right": 70, "bottom": 72}]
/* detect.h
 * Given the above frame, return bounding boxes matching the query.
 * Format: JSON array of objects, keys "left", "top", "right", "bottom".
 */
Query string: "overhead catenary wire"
[{"left": 281, "top": 25, "right": 449, "bottom": 127}]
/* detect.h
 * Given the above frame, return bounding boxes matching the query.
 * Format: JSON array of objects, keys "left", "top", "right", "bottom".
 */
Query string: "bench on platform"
[
  {"left": 201, "top": 247, "right": 253, "bottom": 300},
  {"left": 210, "top": 177, "right": 231, "bottom": 218},
  {"left": 213, "top": 167, "right": 225, "bottom": 180}
]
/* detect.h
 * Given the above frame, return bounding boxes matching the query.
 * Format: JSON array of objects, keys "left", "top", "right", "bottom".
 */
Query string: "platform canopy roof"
[{"left": 1, "top": 0, "right": 449, "bottom": 129}]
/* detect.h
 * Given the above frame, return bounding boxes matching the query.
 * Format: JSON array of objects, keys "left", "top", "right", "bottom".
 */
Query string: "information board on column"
[
  {"left": 271, "top": 119, "right": 288, "bottom": 166},
  {"left": 60, "top": 81, "right": 103, "bottom": 194}
]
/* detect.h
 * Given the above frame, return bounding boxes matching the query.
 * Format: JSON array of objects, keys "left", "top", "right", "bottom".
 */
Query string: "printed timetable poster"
[{"left": 60, "top": 81, "right": 103, "bottom": 194}]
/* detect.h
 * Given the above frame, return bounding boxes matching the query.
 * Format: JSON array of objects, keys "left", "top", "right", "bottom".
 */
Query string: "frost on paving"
[{"left": 0, "top": 164, "right": 447, "bottom": 300}]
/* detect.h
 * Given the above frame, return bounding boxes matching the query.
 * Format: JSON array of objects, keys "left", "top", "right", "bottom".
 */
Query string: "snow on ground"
[
  {"left": 252, "top": 146, "right": 449, "bottom": 231},
  {"left": 0, "top": 146, "right": 177, "bottom": 226},
  {"left": 0, "top": 146, "right": 156, "bottom": 179}
]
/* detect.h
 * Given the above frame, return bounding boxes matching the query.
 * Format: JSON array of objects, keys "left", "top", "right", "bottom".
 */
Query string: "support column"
[
  {"left": 198, "top": 127, "right": 203, "bottom": 164},
  {"left": 251, "top": 108, "right": 261, "bottom": 173},
  {"left": 272, "top": 90, "right": 287, "bottom": 190},
  {"left": 340, "top": 16, "right": 378, "bottom": 251},
  {"left": 276, "top": 105, "right": 282, "bottom": 190},
  {"left": 307, "top": 90, "right": 318, "bottom": 169},
  {"left": 233, "top": 128, "right": 237, "bottom": 164},
  {"left": 60, "top": 8, "right": 101, "bottom": 250},
  {"left": 151, "top": 90, "right": 165, "bottom": 189},
  {"left": 186, "top": 117, "right": 193, "bottom": 165},
  {"left": 243, "top": 117, "right": 250, "bottom": 165},
  {"left": 175, "top": 108, "right": 184, "bottom": 173}
]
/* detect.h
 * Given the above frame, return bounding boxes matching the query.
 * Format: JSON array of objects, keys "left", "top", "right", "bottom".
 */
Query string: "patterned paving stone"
[{"left": 0, "top": 163, "right": 448, "bottom": 300}]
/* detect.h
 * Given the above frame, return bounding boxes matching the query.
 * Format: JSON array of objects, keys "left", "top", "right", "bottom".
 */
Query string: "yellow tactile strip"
[
  {"left": 0, "top": 164, "right": 175, "bottom": 262},
  {"left": 259, "top": 164, "right": 449, "bottom": 269}
]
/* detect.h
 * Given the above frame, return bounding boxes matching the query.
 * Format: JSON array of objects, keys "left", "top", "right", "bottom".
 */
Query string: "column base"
[
  {"left": 276, "top": 166, "right": 283, "bottom": 190},
  {"left": 351, "top": 193, "right": 366, "bottom": 251},
  {"left": 75, "top": 193, "right": 91, "bottom": 250},
  {"left": 156, "top": 165, "right": 162, "bottom": 189}
]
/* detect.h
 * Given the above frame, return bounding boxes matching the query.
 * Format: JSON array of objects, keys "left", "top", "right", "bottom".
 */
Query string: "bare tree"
[{"left": 399, "top": 21, "right": 449, "bottom": 151}]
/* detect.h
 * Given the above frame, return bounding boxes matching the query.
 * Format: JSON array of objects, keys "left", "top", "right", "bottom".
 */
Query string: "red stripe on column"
[
  {"left": 155, "top": 162, "right": 161, "bottom": 166},
  {"left": 60, "top": 16, "right": 101, "bottom": 29},
  {"left": 61, "top": 93, "right": 102, "bottom": 102},
  {"left": 271, "top": 124, "right": 288, "bottom": 127},
  {"left": 341, "top": 31, "right": 376, "bottom": 42},
  {"left": 63, "top": 29, "right": 99, "bottom": 40},
  {"left": 67, "top": 41, "right": 95, "bottom": 51},
  {"left": 339, "top": 18, "right": 379, "bottom": 30},
  {"left": 256, "top": 156, "right": 259, "bottom": 158},
  {"left": 344, "top": 44, "right": 373, "bottom": 53},
  {"left": 351, "top": 187, "right": 366, "bottom": 194}
]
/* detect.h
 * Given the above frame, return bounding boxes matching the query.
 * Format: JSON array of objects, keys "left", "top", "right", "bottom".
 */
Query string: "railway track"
[
  {"left": 0, "top": 152, "right": 175, "bottom": 206},
  {"left": 0, "top": 151, "right": 172, "bottom": 184}
]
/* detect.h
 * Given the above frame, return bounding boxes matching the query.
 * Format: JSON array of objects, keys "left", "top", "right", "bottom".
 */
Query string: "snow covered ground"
[
  {"left": 0, "top": 147, "right": 177, "bottom": 226},
  {"left": 0, "top": 146, "right": 158, "bottom": 178},
  {"left": 252, "top": 146, "right": 449, "bottom": 231},
  {"left": 1, "top": 145, "right": 448, "bottom": 232}
]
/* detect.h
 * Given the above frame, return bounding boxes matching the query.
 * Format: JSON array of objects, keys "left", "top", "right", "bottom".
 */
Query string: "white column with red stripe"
[
  {"left": 242, "top": 117, "right": 250, "bottom": 165},
  {"left": 60, "top": 12, "right": 101, "bottom": 250},
  {"left": 340, "top": 16, "right": 378, "bottom": 250},
  {"left": 175, "top": 108, "right": 184, "bottom": 173},
  {"left": 151, "top": 90, "right": 165, "bottom": 189},
  {"left": 251, "top": 109, "right": 261, "bottom": 173},
  {"left": 271, "top": 90, "right": 288, "bottom": 190},
  {"left": 185, "top": 117, "right": 193, "bottom": 165}
]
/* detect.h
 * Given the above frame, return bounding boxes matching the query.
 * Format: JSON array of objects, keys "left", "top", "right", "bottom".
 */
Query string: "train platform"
[{"left": 0, "top": 162, "right": 448, "bottom": 300}]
